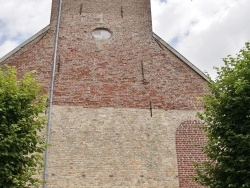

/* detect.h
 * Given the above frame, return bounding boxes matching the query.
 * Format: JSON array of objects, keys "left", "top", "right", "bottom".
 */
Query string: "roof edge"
[
  {"left": 153, "top": 33, "right": 210, "bottom": 82},
  {"left": 0, "top": 25, "right": 50, "bottom": 64}
]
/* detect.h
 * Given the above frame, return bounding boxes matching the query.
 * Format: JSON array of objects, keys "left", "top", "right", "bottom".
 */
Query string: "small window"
[{"left": 92, "top": 28, "right": 111, "bottom": 40}]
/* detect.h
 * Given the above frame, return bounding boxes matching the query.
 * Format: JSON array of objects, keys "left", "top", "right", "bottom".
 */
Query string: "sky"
[{"left": 0, "top": 0, "right": 250, "bottom": 79}]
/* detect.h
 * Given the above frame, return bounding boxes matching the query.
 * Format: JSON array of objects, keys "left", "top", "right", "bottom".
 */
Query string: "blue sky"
[{"left": 0, "top": 0, "right": 250, "bottom": 79}]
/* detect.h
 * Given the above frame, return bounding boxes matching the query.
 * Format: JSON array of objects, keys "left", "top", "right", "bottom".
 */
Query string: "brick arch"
[{"left": 176, "top": 120, "right": 206, "bottom": 188}]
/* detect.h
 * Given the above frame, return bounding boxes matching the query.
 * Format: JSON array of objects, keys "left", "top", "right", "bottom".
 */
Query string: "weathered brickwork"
[
  {"left": 0, "top": 27, "right": 54, "bottom": 89},
  {"left": 0, "top": 0, "right": 208, "bottom": 110},
  {"left": 50, "top": 0, "right": 208, "bottom": 109},
  {"left": 176, "top": 121, "right": 207, "bottom": 188},
  {"left": 0, "top": 0, "right": 208, "bottom": 187}
]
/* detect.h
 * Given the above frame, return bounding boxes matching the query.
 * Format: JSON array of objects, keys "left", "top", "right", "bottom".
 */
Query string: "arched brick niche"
[{"left": 176, "top": 120, "right": 207, "bottom": 188}]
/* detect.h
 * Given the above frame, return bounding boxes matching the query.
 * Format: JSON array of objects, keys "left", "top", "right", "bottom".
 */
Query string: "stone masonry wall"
[{"left": 46, "top": 105, "right": 198, "bottom": 188}]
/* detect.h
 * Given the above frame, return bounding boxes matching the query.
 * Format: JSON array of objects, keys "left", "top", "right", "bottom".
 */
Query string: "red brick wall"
[
  {"left": 49, "top": 0, "right": 208, "bottom": 109},
  {"left": 176, "top": 120, "right": 207, "bottom": 188},
  {"left": 0, "top": 28, "right": 54, "bottom": 92},
  {"left": 1, "top": 0, "right": 208, "bottom": 110}
]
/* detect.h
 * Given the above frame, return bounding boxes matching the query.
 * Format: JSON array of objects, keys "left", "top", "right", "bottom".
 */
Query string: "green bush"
[
  {"left": 0, "top": 66, "right": 47, "bottom": 188},
  {"left": 194, "top": 42, "right": 250, "bottom": 188}
]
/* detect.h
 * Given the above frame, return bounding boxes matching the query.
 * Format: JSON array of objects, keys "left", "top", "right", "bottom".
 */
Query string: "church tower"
[{"left": 0, "top": 0, "right": 208, "bottom": 187}]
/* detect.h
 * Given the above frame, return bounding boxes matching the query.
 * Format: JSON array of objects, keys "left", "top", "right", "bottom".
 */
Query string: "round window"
[{"left": 92, "top": 28, "right": 111, "bottom": 40}]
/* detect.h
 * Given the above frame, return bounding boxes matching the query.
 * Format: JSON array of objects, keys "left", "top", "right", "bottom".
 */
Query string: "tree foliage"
[
  {"left": 194, "top": 42, "right": 250, "bottom": 188},
  {"left": 0, "top": 66, "right": 47, "bottom": 188}
]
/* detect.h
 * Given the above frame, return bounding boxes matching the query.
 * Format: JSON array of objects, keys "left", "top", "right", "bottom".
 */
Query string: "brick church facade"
[{"left": 0, "top": 0, "right": 208, "bottom": 187}]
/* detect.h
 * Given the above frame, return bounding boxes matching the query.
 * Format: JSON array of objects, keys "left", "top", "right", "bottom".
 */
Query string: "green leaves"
[
  {"left": 0, "top": 66, "right": 47, "bottom": 188},
  {"left": 195, "top": 42, "right": 250, "bottom": 187}
]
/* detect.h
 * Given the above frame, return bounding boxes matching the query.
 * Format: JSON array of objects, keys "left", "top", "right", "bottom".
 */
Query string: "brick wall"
[
  {"left": 0, "top": 27, "right": 55, "bottom": 91},
  {"left": 176, "top": 120, "right": 207, "bottom": 188},
  {"left": 50, "top": 0, "right": 207, "bottom": 109},
  {"left": 1, "top": 0, "right": 208, "bottom": 110}
]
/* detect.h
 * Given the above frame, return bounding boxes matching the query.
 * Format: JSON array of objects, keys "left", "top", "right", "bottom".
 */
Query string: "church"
[{"left": 0, "top": 0, "right": 208, "bottom": 187}]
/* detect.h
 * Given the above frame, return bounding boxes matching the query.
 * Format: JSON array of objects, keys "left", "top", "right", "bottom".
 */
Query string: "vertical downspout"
[{"left": 43, "top": 0, "right": 62, "bottom": 187}]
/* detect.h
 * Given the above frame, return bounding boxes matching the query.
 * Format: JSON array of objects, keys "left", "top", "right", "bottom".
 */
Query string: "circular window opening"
[{"left": 92, "top": 28, "right": 111, "bottom": 40}]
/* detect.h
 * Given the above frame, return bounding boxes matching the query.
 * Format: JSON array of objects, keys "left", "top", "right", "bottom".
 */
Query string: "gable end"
[{"left": 153, "top": 33, "right": 210, "bottom": 82}]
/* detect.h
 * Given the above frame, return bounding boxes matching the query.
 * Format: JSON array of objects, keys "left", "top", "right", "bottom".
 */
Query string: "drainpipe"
[{"left": 43, "top": 0, "right": 62, "bottom": 187}]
